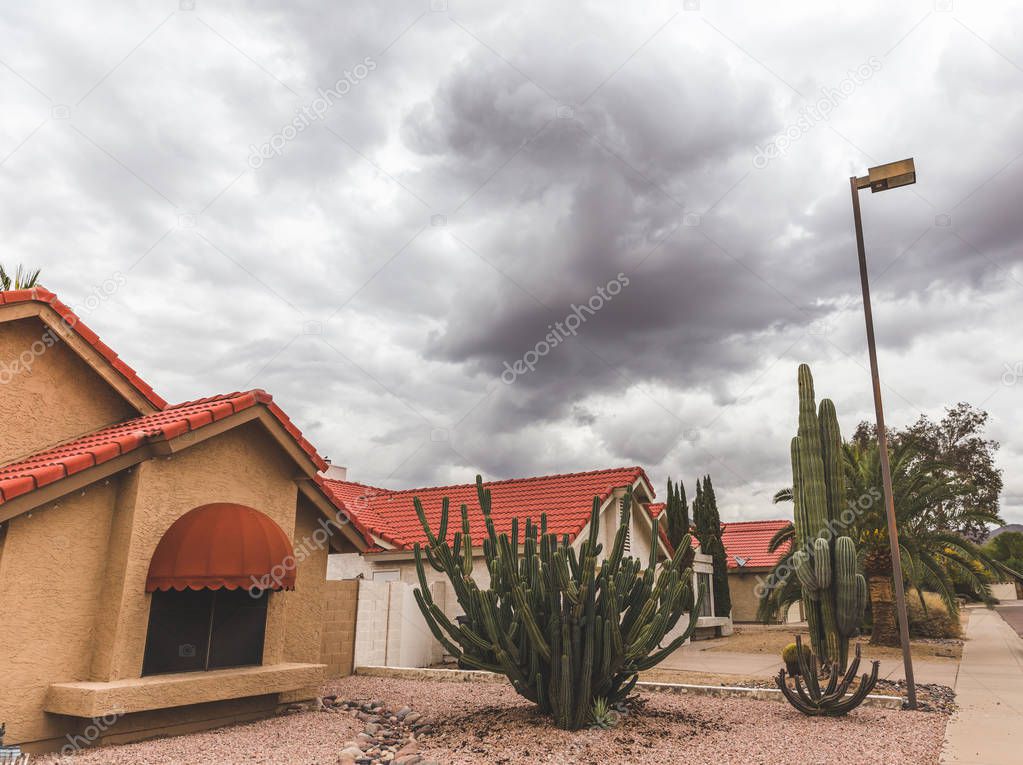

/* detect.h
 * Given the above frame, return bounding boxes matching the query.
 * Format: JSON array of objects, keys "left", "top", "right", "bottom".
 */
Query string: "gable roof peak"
[{"left": 0, "top": 284, "right": 166, "bottom": 410}]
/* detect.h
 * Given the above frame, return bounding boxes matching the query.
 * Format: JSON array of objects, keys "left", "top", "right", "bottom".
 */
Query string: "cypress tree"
[
  {"left": 664, "top": 478, "right": 690, "bottom": 550},
  {"left": 692, "top": 475, "right": 732, "bottom": 619}
]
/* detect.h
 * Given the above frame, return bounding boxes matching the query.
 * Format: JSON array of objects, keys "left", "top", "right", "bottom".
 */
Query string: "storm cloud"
[{"left": 2, "top": 0, "right": 1022, "bottom": 522}]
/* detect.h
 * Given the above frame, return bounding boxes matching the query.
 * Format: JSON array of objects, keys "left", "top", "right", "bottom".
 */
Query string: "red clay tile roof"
[
  {"left": 0, "top": 390, "right": 326, "bottom": 505},
  {"left": 0, "top": 286, "right": 167, "bottom": 410},
  {"left": 322, "top": 467, "right": 653, "bottom": 551},
  {"left": 720, "top": 519, "right": 792, "bottom": 569}
]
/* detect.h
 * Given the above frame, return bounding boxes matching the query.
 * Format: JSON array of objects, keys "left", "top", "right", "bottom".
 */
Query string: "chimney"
[{"left": 321, "top": 461, "right": 348, "bottom": 482}]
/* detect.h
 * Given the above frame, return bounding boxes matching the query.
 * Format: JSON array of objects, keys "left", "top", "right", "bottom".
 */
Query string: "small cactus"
[
  {"left": 781, "top": 641, "right": 812, "bottom": 676},
  {"left": 776, "top": 636, "right": 880, "bottom": 716}
]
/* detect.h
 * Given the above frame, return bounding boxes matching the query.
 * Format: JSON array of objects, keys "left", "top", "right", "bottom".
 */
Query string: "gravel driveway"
[{"left": 37, "top": 675, "right": 947, "bottom": 765}]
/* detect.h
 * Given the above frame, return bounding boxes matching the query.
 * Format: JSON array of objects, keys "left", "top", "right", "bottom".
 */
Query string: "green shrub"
[{"left": 906, "top": 589, "right": 961, "bottom": 639}]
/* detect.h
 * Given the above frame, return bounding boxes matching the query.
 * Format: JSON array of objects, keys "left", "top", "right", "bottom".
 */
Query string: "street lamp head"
[{"left": 867, "top": 158, "right": 916, "bottom": 193}]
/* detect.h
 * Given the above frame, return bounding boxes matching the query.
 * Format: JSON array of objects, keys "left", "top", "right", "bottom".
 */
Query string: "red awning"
[{"left": 146, "top": 503, "right": 296, "bottom": 592}]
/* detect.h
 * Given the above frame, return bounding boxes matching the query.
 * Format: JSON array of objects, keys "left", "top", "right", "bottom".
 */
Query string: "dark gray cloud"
[{"left": 2, "top": 1, "right": 1022, "bottom": 524}]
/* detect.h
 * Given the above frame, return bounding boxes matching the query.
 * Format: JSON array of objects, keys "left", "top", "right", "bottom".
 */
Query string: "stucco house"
[
  {"left": 323, "top": 467, "right": 728, "bottom": 668},
  {"left": 720, "top": 519, "right": 801, "bottom": 623},
  {"left": 0, "top": 287, "right": 368, "bottom": 753}
]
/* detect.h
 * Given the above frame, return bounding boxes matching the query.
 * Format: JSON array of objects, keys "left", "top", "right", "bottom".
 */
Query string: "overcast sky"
[{"left": 3, "top": 1, "right": 1021, "bottom": 524}]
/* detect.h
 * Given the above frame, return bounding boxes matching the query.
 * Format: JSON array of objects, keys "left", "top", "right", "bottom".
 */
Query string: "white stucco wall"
[{"left": 990, "top": 582, "right": 1019, "bottom": 601}]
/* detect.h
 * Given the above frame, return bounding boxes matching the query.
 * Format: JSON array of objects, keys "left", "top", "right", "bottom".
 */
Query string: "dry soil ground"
[{"left": 37, "top": 675, "right": 948, "bottom": 765}]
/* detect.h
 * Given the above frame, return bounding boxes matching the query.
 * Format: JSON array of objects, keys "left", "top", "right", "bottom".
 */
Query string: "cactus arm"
[
  {"left": 793, "top": 550, "right": 819, "bottom": 594},
  {"left": 634, "top": 603, "right": 700, "bottom": 669},
  {"left": 414, "top": 497, "right": 439, "bottom": 547},
  {"left": 438, "top": 497, "right": 449, "bottom": 544},
  {"left": 790, "top": 671, "right": 820, "bottom": 711},
  {"left": 813, "top": 538, "right": 832, "bottom": 589},
  {"left": 819, "top": 660, "right": 880, "bottom": 716},
  {"left": 510, "top": 584, "right": 552, "bottom": 661},
  {"left": 775, "top": 670, "right": 816, "bottom": 715},
  {"left": 608, "top": 673, "right": 638, "bottom": 704},
  {"left": 855, "top": 574, "right": 867, "bottom": 624},
  {"left": 818, "top": 399, "right": 846, "bottom": 523}
]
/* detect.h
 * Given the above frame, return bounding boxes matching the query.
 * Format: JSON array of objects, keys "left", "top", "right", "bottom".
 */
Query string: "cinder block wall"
[
  {"left": 354, "top": 579, "right": 389, "bottom": 667},
  {"left": 320, "top": 580, "right": 359, "bottom": 677},
  {"left": 353, "top": 579, "right": 445, "bottom": 669}
]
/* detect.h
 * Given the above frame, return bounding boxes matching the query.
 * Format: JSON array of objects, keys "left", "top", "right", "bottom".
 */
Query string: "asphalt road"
[{"left": 995, "top": 602, "right": 1023, "bottom": 638}]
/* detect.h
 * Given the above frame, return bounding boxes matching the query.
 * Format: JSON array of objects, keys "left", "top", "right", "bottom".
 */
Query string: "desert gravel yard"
[{"left": 39, "top": 675, "right": 947, "bottom": 765}]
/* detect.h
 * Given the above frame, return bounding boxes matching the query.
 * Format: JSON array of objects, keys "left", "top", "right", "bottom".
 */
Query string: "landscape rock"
[{"left": 338, "top": 745, "right": 363, "bottom": 761}]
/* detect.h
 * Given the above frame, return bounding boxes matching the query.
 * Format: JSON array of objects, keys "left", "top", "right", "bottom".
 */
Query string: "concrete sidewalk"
[
  {"left": 941, "top": 603, "right": 1023, "bottom": 764},
  {"left": 659, "top": 643, "right": 959, "bottom": 685}
]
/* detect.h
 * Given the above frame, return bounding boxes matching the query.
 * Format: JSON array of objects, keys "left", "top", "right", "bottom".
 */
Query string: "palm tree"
[
  {"left": 844, "top": 440, "right": 1010, "bottom": 644},
  {"left": 755, "top": 517, "right": 798, "bottom": 623},
  {"left": 760, "top": 441, "right": 1013, "bottom": 645},
  {"left": 0, "top": 264, "right": 41, "bottom": 291}
]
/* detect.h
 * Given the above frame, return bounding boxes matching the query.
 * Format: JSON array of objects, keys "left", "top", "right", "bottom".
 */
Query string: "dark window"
[{"left": 142, "top": 589, "right": 268, "bottom": 675}]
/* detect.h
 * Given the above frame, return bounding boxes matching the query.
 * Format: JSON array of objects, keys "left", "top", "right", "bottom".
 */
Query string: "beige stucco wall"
[
  {"left": 729, "top": 569, "right": 800, "bottom": 623},
  {"left": 729, "top": 569, "right": 769, "bottom": 622},
  {"left": 0, "top": 316, "right": 137, "bottom": 464},
  {"left": 87, "top": 421, "right": 304, "bottom": 683},
  {"left": 0, "top": 419, "right": 342, "bottom": 752},
  {"left": 0, "top": 480, "right": 121, "bottom": 747}
]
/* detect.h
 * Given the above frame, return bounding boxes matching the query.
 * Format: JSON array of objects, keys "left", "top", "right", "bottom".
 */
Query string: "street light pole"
[{"left": 849, "top": 167, "right": 918, "bottom": 710}]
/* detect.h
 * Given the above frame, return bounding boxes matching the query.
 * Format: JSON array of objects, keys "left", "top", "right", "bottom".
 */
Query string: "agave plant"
[
  {"left": 775, "top": 635, "right": 880, "bottom": 716},
  {"left": 589, "top": 697, "right": 620, "bottom": 730}
]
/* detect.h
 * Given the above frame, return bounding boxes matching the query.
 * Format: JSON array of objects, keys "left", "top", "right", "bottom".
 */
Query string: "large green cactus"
[
  {"left": 790, "top": 364, "right": 868, "bottom": 671},
  {"left": 411, "top": 477, "right": 702, "bottom": 730}
]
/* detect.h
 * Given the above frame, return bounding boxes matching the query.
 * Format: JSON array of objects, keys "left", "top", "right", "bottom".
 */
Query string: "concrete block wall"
[
  {"left": 354, "top": 579, "right": 390, "bottom": 667},
  {"left": 353, "top": 578, "right": 448, "bottom": 669},
  {"left": 320, "top": 580, "right": 359, "bottom": 677}
]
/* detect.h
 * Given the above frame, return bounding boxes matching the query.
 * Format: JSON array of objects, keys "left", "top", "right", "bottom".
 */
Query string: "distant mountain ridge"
[{"left": 988, "top": 524, "right": 1023, "bottom": 541}]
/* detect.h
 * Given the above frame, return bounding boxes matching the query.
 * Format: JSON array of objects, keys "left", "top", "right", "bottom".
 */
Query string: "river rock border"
[{"left": 318, "top": 695, "right": 440, "bottom": 765}]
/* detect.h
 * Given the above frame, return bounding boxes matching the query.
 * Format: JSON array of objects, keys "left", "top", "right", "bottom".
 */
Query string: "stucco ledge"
[{"left": 44, "top": 663, "right": 326, "bottom": 718}]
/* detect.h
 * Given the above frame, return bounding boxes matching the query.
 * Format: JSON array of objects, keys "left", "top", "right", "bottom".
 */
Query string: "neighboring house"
[
  {"left": 720, "top": 519, "right": 801, "bottom": 623},
  {"left": 324, "top": 467, "right": 728, "bottom": 668},
  {"left": 0, "top": 288, "right": 367, "bottom": 754}
]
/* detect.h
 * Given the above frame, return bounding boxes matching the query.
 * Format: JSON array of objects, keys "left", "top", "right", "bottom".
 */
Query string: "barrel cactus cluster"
[
  {"left": 411, "top": 477, "right": 703, "bottom": 730},
  {"left": 789, "top": 364, "right": 868, "bottom": 671}
]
